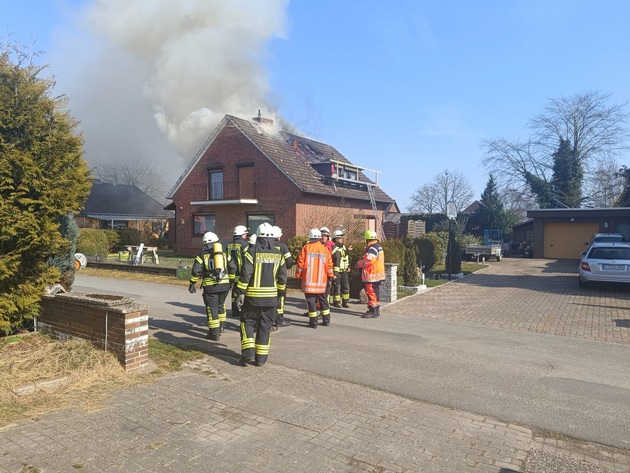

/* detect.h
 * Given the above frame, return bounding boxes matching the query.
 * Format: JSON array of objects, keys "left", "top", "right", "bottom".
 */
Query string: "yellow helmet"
[{"left": 364, "top": 230, "right": 378, "bottom": 240}]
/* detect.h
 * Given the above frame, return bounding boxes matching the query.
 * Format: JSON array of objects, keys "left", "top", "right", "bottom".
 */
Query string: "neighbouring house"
[
  {"left": 518, "top": 207, "right": 630, "bottom": 259},
  {"left": 76, "top": 179, "right": 171, "bottom": 238},
  {"left": 165, "top": 113, "right": 399, "bottom": 256}
]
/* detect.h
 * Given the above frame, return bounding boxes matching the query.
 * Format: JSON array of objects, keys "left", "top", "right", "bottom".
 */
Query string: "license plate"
[{"left": 602, "top": 264, "right": 625, "bottom": 270}]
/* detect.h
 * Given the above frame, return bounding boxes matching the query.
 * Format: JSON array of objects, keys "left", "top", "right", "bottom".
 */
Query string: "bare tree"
[
  {"left": 483, "top": 91, "right": 629, "bottom": 206},
  {"left": 583, "top": 157, "right": 625, "bottom": 207},
  {"left": 94, "top": 156, "right": 168, "bottom": 204},
  {"left": 408, "top": 169, "right": 473, "bottom": 214}
]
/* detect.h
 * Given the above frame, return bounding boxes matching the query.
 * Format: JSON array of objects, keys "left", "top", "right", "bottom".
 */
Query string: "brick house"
[{"left": 166, "top": 114, "right": 399, "bottom": 256}]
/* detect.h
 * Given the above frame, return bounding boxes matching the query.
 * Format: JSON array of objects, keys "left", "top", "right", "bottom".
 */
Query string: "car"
[
  {"left": 578, "top": 241, "right": 630, "bottom": 288},
  {"left": 586, "top": 232, "right": 624, "bottom": 247}
]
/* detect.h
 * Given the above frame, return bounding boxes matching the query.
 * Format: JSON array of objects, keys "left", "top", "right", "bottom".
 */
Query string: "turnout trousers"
[
  {"left": 364, "top": 281, "right": 382, "bottom": 309},
  {"left": 202, "top": 289, "right": 228, "bottom": 337},
  {"left": 240, "top": 301, "right": 275, "bottom": 365},
  {"left": 332, "top": 272, "right": 350, "bottom": 304},
  {"left": 305, "top": 293, "right": 331, "bottom": 326},
  {"left": 276, "top": 293, "right": 286, "bottom": 324}
]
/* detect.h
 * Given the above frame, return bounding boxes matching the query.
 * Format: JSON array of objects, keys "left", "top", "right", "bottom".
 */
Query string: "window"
[
  {"left": 193, "top": 214, "right": 216, "bottom": 235},
  {"left": 247, "top": 214, "right": 274, "bottom": 233},
  {"left": 208, "top": 171, "right": 223, "bottom": 200}
]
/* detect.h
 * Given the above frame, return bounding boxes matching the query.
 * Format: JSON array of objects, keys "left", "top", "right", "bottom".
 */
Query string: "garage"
[{"left": 543, "top": 222, "right": 599, "bottom": 259}]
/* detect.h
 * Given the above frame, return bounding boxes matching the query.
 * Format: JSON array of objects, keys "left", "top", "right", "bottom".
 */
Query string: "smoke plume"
[{"left": 62, "top": 0, "right": 289, "bottom": 180}]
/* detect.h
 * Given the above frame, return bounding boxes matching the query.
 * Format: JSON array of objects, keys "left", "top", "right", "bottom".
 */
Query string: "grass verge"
[{"left": 0, "top": 334, "right": 205, "bottom": 427}]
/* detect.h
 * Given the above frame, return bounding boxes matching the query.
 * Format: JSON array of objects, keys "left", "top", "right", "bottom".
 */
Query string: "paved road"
[{"left": 72, "top": 258, "right": 630, "bottom": 451}]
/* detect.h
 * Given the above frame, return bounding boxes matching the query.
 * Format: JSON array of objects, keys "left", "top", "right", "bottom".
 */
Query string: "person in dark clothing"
[
  {"left": 271, "top": 225, "right": 293, "bottom": 331},
  {"left": 189, "top": 232, "right": 233, "bottom": 340},
  {"left": 331, "top": 229, "right": 352, "bottom": 308},
  {"left": 226, "top": 225, "right": 249, "bottom": 319},
  {"left": 233, "top": 223, "right": 287, "bottom": 367}
]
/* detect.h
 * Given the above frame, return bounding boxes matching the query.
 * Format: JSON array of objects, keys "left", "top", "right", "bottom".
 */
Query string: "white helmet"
[
  {"left": 202, "top": 232, "right": 219, "bottom": 245},
  {"left": 248, "top": 234, "right": 257, "bottom": 245},
  {"left": 256, "top": 222, "right": 274, "bottom": 237},
  {"left": 320, "top": 227, "right": 331, "bottom": 236},
  {"left": 308, "top": 228, "right": 322, "bottom": 239},
  {"left": 271, "top": 226, "right": 282, "bottom": 238},
  {"left": 233, "top": 225, "right": 248, "bottom": 236},
  {"left": 333, "top": 230, "right": 345, "bottom": 239}
]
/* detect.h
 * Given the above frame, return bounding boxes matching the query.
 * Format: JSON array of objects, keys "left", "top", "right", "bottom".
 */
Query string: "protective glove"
[
  {"left": 235, "top": 293, "right": 245, "bottom": 310},
  {"left": 188, "top": 283, "right": 197, "bottom": 294}
]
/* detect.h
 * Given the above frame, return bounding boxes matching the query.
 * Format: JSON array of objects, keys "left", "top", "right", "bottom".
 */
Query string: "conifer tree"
[
  {"left": 477, "top": 175, "right": 507, "bottom": 231},
  {"left": 0, "top": 43, "right": 91, "bottom": 334}
]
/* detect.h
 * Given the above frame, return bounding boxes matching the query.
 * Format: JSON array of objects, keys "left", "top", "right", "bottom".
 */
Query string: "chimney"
[{"left": 252, "top": 109, "right": 274, "bottom": 126}]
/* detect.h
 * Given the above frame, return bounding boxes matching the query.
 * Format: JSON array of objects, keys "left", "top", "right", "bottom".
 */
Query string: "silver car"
[{"left": 578, "top": 242, "right": 630, "bottom": 288}]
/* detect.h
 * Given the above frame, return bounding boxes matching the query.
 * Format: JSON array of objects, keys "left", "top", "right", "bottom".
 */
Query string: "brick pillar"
[
  {"left": 379, "top": 263, "right": 398, "bottom": 303},
  {"left": 39, "top": 293, "right": 149, "bottom": 372}
]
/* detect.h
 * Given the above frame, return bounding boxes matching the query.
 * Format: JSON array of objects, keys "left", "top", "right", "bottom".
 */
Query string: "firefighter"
[
  {"left": 296, "top": 228, "right": 334, "bottom": 328},
  {"left": 320, "top": 226, "right": 334, "bottom": 304},
  {"left": 189, "top": 232, "right": 233, "bottom": 340},
  {"left": 271, "top": 225, "right": 293, "bottom": 330},
  {"left": 356, "top": 230, "right": 385, "bottom": 318},
  {"left": 233, "top": 223, "right": 287, "bottom": 367},
  {"left": 227, "top": 225, "right": 249, "bottom": 319},
  {"left": 331, "top": 229, "right": 352, "bottom": 308}
]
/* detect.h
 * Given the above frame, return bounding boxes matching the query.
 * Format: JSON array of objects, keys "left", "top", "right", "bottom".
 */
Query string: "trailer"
[{"left": 466, "top": 230, "right": 503, "bottom": 262}]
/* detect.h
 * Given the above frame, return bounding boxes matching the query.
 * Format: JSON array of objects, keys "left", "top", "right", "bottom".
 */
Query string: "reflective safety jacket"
[
  {"left": 235, "top": 237, "right": 287, "bottom": 306},
  {"left": 226, "top": 236, "right": 248, "bottom": 284},
  {"left": 190, "top": 245, "right": 233, "bottom": 292},
  {"left": 331, "top": 243, "right": 350, "bottom": 274},
  {"left": 274, "top": 240, "right": 294, "bottom": 269},
  {"left": 296, "top": 240, "right": 334, "bottom": 294},
  {"left": 356, "top": 241, "right": 385, "bottom": 282}
]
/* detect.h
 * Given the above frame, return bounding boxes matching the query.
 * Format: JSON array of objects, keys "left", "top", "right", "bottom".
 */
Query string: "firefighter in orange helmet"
[
  {"left": 296, "top": 228, "right": 335, "bottom": 328},
  {"left": 356, "top": 230, "right": 385, "bottom": 318}
]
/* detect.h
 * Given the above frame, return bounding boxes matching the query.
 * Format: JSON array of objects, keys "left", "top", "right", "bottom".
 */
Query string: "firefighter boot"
[
  {"left": 333, "top": 300, "right": 342, "bottom": 308},
  {"left": 342, "top": 300, "right": 350, "bottom": 308},
  {"left": 322, "top": 314, "right": 330, "bottom": 326},
  {"left": 361, "top": 306, "right": 377, "bottom": 319},
  {"left": 373, "top": 305, "right": 380, "bottom": 318},
  {"left": 309, "top": 318, "right": 318, "bottom": 329}
]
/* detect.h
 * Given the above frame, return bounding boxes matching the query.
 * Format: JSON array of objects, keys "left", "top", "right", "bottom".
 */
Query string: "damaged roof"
[
  {"left": 168, "top": 114, "right": 397, "bottom": 207},
  {"left": 80, "top": 181, "right": 171, "bottom": 219}
]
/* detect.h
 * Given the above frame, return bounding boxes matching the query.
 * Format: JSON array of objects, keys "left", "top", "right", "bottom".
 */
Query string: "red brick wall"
[
  {"left": 39, "top": 293, "right": 149, "bottom": 372},
  {"left": 171, "top": 125, "right": 301, "bottom": 256}
]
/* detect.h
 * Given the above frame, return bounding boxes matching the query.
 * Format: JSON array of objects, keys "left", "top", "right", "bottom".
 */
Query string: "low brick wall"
[{"left": 38, "top": 293, "right": 149, "bottom": 372}]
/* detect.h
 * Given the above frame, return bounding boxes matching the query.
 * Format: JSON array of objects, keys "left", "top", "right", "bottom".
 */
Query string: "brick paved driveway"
[{"left": 388, "top": 258, "right": 630, "bottom": 345}]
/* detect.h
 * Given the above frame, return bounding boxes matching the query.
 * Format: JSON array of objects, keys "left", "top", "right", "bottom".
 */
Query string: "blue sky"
[{"left": 4, "top": 1, "right": 630, "bottom": 211}]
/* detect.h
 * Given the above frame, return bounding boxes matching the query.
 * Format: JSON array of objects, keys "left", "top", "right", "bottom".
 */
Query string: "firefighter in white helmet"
[
  {"left": 226, "top": 225, "right": 249, "bottom": 319},
  {"left": 233, "top": 222, "right": 287, "bottom": 366},
  {"left": 331, "top": 229, "right": 352, "bottom": 308},
  {"left": 296, "top": 228, "right": 334, "bottom": 328},
  {"left": 189, "top": 231, "right": 234, "bottom": 340},
  {"left": 270, "top": 225, "right": 293, "bottom": 330}
]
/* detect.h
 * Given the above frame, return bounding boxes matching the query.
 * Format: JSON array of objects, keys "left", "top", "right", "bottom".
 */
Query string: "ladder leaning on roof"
[{"left": 366, "top": 183, "right": 386, "bottom": 241}]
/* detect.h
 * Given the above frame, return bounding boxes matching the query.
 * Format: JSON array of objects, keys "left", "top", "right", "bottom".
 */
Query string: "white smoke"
[{"left": 62, "top": 0, "right": 289, "bottom": 177}]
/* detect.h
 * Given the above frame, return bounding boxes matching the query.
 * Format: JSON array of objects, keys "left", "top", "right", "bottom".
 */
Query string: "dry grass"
[
  {"left": 0, "top": 333, "right": 205, "bottom": 427},
  {"left": 79, "top": 267, "right": 189, "bottom": 286}
]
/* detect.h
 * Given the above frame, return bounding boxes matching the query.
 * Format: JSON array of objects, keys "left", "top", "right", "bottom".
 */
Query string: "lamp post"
[{"left": 446, "top": 201, "right": 457, "bottom": 281}]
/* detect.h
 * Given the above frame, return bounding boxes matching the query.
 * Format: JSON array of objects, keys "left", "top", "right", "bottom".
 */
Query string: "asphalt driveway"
[{"left": 387, "top": 258, "right": 630, "bottom": 345}]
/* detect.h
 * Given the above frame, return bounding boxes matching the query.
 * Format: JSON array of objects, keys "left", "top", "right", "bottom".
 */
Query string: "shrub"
[
  {"left": 48, "top": 213, "right": 80, "bottom": 290},
  {"left": 414, "top": 232, "right": 448, "bottom": 272},
  {"left": 445, "top": 234, "right": 463, "bottom": 274},
  {"left": 287, "top": 235, "right": 309, "bottom": 261},
  {"left": 102, "top": 229, "right": 120, "bottom": 252},
  {"left": 401, "top": 237, "right": 420, "bottom": 286},
  {"left": 381, "top": 239, "right": 405, "bottom": 265},
  {"left": 76, "top": 228, "right": 109, "bottom": 256},
  {"left": 116, "top": 228, "right": 142, "bottom": 251}
]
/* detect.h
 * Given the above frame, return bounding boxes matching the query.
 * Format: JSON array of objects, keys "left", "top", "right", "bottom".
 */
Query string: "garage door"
[{"left": 543, "top": 222, "right": 599, "bottom": 259}]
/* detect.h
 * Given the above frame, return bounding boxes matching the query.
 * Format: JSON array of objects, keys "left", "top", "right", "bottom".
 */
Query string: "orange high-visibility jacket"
[
  {"left": 296, "top": 240, "right": 334, "bottom": 294},
  {"left": 356, "top": 241, "right": 385, "bottom": 282}
]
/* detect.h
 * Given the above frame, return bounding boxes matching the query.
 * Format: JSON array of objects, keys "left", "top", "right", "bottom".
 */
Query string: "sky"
[{"left": 3, "top": 0, "right": 630, "bottom": 211}]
